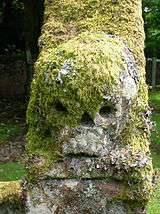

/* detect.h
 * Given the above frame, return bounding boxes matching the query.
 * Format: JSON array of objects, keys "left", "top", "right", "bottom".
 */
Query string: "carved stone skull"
[{"left": 26, "top": 32, "right": 153, "bottom": 213}]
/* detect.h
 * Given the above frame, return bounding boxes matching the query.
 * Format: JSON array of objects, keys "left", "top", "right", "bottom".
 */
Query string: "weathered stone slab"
[{"left": 26, "top": 180, "right": 125, "bottom": 214}]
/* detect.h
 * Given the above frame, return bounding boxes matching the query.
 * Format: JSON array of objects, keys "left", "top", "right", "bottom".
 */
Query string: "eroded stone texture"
[
  {"left": 25, "top": 0, "right": 154, "bottom": 213},
  {"left": 27, "top": 180, "right": 126, "bottom": 214},
  {"left": 25, "top": 33, "right": 153, "bottom": 213}
]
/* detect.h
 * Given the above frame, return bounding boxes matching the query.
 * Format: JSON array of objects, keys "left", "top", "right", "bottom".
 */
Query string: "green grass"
[
  {"left": 149, "top": 91, "right": 160, "bottom": 146},
  {"left": 149, "top": 91, "right": 160, "bottom": 113},
  {"left": 0, "top": 122, "right": 22, "bottom": 143},
  {"left": 0, "top": 99, "right": 26, "bottom": 181},
  {"left": 147, "top": 182, "right": 160, "bottom": 214},
  {"left": 151, "top": 152, "right": 160, "bottom": 170},
  {"left": 0, "top": 162, "right": 25, "bottom": 181},
  {"left": 147, "top": 91, "right": 160, "bottom": 214},
  {"left": 151, "top": 114, "right": 160, "bottom": 145}
]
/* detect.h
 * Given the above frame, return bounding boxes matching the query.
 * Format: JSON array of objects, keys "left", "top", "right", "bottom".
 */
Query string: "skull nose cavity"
[{"left": 81, "top": 112, "right": 95, "bottom": 126}]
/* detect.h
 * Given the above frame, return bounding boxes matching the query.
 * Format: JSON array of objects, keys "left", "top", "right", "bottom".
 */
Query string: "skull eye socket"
[
  {"left": 99, "top": 104, "right": 114, "bottom": 118},
  {"left": 55, "top": 101, "right": 68, "bottom": 113},
  {"left": 81, "top": 112, "right": 95, "bottom": 126}
]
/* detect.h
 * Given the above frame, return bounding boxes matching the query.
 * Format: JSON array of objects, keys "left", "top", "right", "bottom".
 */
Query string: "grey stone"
[{"left": 26, "top": 180, "right": 126, "bottom": 214}]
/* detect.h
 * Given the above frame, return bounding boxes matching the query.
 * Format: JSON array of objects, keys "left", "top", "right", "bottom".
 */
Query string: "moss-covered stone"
[
  {"left": 26, "top": 32, "right": 154, "bottom": 204},
  {"left": 27, "top": 33, "right": 128, "bottom": 160},
  {"left": 26, "top": 0, "right": 154, "bottom": 212},
  {"left": 41, "top": 0, "right": 145, "bottom": 68},
  {"left": 40, "top": 0, "right": 148, "bottom": 111}
]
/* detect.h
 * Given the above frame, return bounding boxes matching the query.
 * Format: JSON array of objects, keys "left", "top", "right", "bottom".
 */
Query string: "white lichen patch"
[
  {"left": 56, "top": 59, "right": 75, "bottom": 84},
  {"left": 121, "top": 74, "right": 137, "bottom": 100},
  {"left": 64, "top": 180, "right": 79, "bottom": 190}
]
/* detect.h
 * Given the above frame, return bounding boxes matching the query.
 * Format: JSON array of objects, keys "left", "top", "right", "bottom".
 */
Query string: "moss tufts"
[
  {"left": 26, "top": 0, "right": 154, "bottom": 206},
  {"left": 27, "top": 32, "right": 128, "bottom": 162},
  {"left": 0, "top": 181, "right": 22, "bottom": 203},
  {"left": 41, "top": 0, "right": 147, "bottom": 114},
  {"left": 41, "top": 0, "right": 145, "bottom": 72}
]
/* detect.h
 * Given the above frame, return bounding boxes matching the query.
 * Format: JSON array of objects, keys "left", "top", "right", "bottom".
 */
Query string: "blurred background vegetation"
[{"left": 0, "top": 1, "right": 159, "bottom": 213}]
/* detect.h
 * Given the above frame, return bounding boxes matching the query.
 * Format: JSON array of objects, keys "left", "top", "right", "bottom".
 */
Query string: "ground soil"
[{"left": 0, "top": 98, "right": 27, "bottom": 163}]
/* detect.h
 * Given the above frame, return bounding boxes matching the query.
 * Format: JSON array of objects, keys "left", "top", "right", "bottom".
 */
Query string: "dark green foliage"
[
  {"left": 0, "top": 122, "right": 22, "bottom": 143},
  {"left": 24, "top": 0, "right": 44, "bottom": 56},
  {"left": 143, "top": 0, "right": 160, "bottom": 55},
  {"left": 0, "top": 0, "right": 24, "bottom": 53}
]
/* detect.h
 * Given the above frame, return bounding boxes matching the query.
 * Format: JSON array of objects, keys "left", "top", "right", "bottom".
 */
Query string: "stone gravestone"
[{"left": 25, "top": 1, "right": 154, "bottom": 213}]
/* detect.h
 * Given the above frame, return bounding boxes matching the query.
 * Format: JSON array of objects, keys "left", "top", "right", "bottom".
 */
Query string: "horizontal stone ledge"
[
  {"left": 43, "top": 157, "right": 124, "bottom": 180},
  {"left": 28, "top": 179, "right": 122, "bottom": 198},
  {"left": 26, "top": 179, "right": 126, "bottom": 214}
]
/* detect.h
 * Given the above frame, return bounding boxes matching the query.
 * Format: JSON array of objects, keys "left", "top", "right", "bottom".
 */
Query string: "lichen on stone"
[
  {"left": 27, "top": 32, "right": 130, "bottom": 161},
  {"left": 40, "top": 0, "right": 148, "bottom": 112},
  {"left": 25, "top": 0, "right": 154, "bottom": 212}
]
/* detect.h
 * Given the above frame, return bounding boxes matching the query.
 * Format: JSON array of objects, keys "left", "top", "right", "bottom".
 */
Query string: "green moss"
[
  {"left": 41, "top": 0, "right": 145, "bottom": 73},
  {"left": 41, "top": 0, "right": 148, "bottom": 113},
  {"left": 26, "top": 0, "right": 154, "bottom": 205},
  {"left": 0, "top": 181, "right": 21, "bottom": 203},
  {"left": 27, "top": 32, "right": 127, "bottom": 161},
  {"left": 40, "top": 0, "right": 148, "bottom": 126},
  {"left": 118, "top": 106, "right": 154, "bottom": 200},
  {"left": 27, "top": 34, "right": 154, "bottom": 202},
  {"left": 0, "top": 181, "right": 24, "bottom": 213}
]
